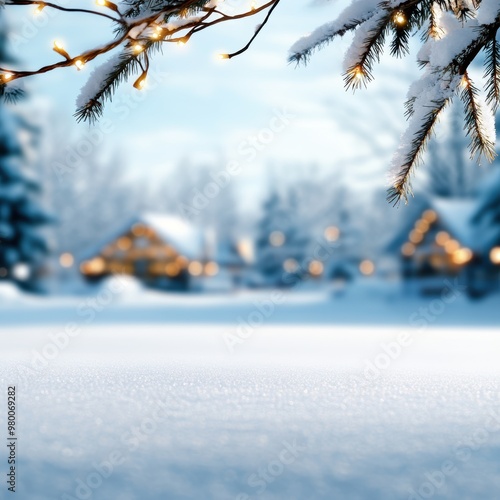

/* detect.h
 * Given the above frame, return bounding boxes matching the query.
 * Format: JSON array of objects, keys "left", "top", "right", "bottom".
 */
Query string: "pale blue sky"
[{"left": 6, "top": 1, "right": 418, "bottom": 195}]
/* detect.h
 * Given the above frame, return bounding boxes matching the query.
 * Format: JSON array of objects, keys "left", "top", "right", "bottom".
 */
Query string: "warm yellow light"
[
  {"left": 490, "top": 247, "right": 500, "bottom": 265},
  {"left": 309, "top": 260, "right": 324, "bottom": 277},
  {"left": 165, "top": 262, "right": 181, "bottom": 277},
  {"left": 132, "top": 223, "right": 147, "bottom": 237},
  {"left": 250, "top": 0, "right": 257, "bottom": 10},
  {"left": 188, "top": 261, "right": 203, "bottom": 276},
  {"left": 176, "top": 255, "right": 189, "bottom": 268},
  {"left": 435, "top": 231, "right": 450, "bottom": 245},
  {"left": 237, "top": 239, "right": 254, "bottom": 264},
  {"left": 283, "top": 258, "right": 298, "bottom": 273},
  {"left": 117, "top": 237, "right": 132, "bottom": 251},
  {"left": 59, "top": 253, "right": 74, "bottom": 268},
  {"left": 423, "top": 210, "right": 437, "bottom": 223},
  {"left": 351, "top": 66, "right": 364, "bottom": 80},
  {"left": 324, "top": 226, "right": 340, "bottom": 242},
  {"left": 460, "top": 76, "right": 469, "bottom": 89},
  {"left": 133, "top": 72, "right": 147, "bottom": 90},
  {"left": 2, "top": 72, "right": 13, "bottom": 81},
  {"left": 204, "top": 262, "right": 219, "bottom": 277},
  {"left": 53, "top": 40, "right": 64, "bottom": 50},
  {"left": 96, "top": 0, "right": 106, "bottom": 5},
  {"left": 80, "top": 257, "right": 105, "bottom": 275},
  {"left": 177, "top": 40, "right": 186, "bottom": 47},
  {"left": 409, "top": 229, "right": 423, "bottom": 244},
  {"left": 217, "top": 53, "right": 230, "bottom": 60},
  {"left": 444, "top": 239, "right": 460, "bottom": 254},
  {"left": 401, "top": 242, "right": 415, "bottom": 257},
  {"left": 415, "top": 219, "right": 430, "bottom": 232},
  {"left": 393, "top": 10, "right": 407, "bottom": 26},
  {"left": 133, "top": 43, "right": 144, "bottom": 54},
  {"left": 74, "top": 59, "right": 85, "bottom": 70},
  {"left": 34, "top": 3, "right": 45, "bottom": 15},
  {"left": 359, "top": 260, "right": 375, "bottom": 276},
  {"left": 269, "top": 231, "right": 285, "bottom": 247},
  {"left": 452, "top": 248, "right": 473, "bottom": 265}
]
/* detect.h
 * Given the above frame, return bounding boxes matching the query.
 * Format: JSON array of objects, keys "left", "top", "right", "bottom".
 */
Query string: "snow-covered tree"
[
  {"left": 1, "top": 0, "right": 500, "bottom": 202},
  {"left": 0, "top": 12, "right": 50, "bottom": 290},
  {"left": 46, "top": 141, "right": 145, "bottom": 261},
  {"left": 254, "top": 186, "right": 310, "bottom": 286}
]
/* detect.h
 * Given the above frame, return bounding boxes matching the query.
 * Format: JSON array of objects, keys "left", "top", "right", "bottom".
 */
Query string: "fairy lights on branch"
[{"left": 0, "top": 0, "right": 281, "bottom": 120}]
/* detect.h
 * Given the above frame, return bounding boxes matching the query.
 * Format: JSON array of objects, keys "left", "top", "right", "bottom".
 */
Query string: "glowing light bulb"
[
  {"left": 351, "top": 66, "right": 363, "bottom": 80},
  {"left": 96, "top": 0, "right": 107, "bottom": 5},
  {"left": 217, "top": 53, "right": 230, "bottom": 60},
  {"left": 133, "top": 72, "right": 147, "bottom": 90},
  {"left": 2, "top": 72, "right": 13, "bottom": 81},
  {"left": 74, "top": 59, "right": 85, "bottom": 70},
  {"left": 132, "top": 43, "right": 144, "bottom": 53},
  {"left": 34, "top": 3, "right": 45, "bottom": 15},
  {"left": 393, "top": 10, "right": 407, "bottom": 26},
  {"left": 53, "top": 40, "right": 64, "bottom": 50}
]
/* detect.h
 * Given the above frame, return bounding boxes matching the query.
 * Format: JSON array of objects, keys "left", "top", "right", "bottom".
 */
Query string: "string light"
[
  {"left": 250, "top": 0, "right": 257, "bottom": 10},
  {"left": 490, "top": 247, "right": 500, "bottom": 264},
  {"left": 324, "top": 226, "right": 340, "bottom": 242},
  {"left": 133, "top": 71, "right": 148, "bottom": 90},
  {"left": 74, "top": 59, "right": 85, "bottom": 70},
  {"left": 217, "top": 53, "right": 230, "bottom": 60},
  {"left": 452, "top": 248, "right": 473, "bottom": 265},
  {"left": 59, "top": 253, "right": 74, "bottom": 268},
  {"left": 309, "top": 260, "right": 324, "bottom": 277},
  {"left": 350, "top": 65, "right": 364, "bottom": 81},
  {"left": 393, "top": 10, "right": 407, "bottom": 26},
  {"left": 53, "top": 40, "right": 71, "bottom": 60},
  {"left": 269, "top": 231, "right": 285, "bottom": 247},
  {"left": 132, "top": 43, "right": 144, "bottom": 54},
  {"left": 204, "top": 262, "right": 219, "bottom": 277},
  {"left": 401, "top": 242, "right": 415, "bottom": 257},
  {"left": 359, "top": 260, "right": 375, "bottom": 276},
  {"left": 460, "top": 75, "right": 469, "bottom": 89},
  {"left": 95, "top": 0, "right": 120, "bottom": 13},
  {"left": 188, "top": 261, "right": 203, "bottom": 276},
  {"left": 2, "top": 72, "right": 13, "bottom": 82},
  {"left": 34, "top": 3, "right": 45, "bottom": 15}
]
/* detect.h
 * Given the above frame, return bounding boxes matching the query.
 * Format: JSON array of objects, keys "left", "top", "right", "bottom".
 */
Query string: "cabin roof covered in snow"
[
  {"left": 429, "top": 198, "right": 477, "bottom": 249},
  {"left": 387, "top": 195, "right": 479, "bottom": 253},
  {"left": 79, "top": 213, "right": 205, "bottom": 261}
]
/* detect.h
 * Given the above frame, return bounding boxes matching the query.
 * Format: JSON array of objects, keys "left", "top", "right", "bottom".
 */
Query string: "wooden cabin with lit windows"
[
  {"left": 78, "top": 213, "right": 223, "bottom": 290},
  {"left": 388, "top": 197, "right": 482, "bottom": 295}
]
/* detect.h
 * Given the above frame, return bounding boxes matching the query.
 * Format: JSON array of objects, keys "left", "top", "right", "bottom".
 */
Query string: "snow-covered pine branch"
[
  {"left": 290, "top": 0, "right": 500, "bottom": 203},
  {"left": 1, "top": 0, "right": 500, "bottom": 203}
]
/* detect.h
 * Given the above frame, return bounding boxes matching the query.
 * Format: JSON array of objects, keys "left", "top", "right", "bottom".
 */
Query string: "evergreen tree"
[
  {"left": 254, "top": 187, "right": 309, "bottom": 287},
  {"left": 0, "top": 13, "right": 50, "bottom": 289}
]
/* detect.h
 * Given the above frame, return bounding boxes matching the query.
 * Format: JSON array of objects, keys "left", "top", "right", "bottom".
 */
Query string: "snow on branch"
[
  {"left": 1, "top": 0, "right": 500, "bottom": 203},
  {"left": 291, "top": 0, "right": 500, "bottom": 203}
]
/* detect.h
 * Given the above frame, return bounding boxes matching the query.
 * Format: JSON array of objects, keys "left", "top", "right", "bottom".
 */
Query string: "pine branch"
[
  {"left": 459, "top": 72, "right": 497, "bottom": 163},
  {"left": 388, "top": 95, "right": 449, "bottom": 205},
  {"left": 484, "top": 35, "right": 500, "bottom": 112}
]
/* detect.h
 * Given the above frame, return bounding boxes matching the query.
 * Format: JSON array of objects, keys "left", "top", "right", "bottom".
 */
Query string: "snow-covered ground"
[{"left": 1, "top": 288, "right": 500, "bottom": 499}]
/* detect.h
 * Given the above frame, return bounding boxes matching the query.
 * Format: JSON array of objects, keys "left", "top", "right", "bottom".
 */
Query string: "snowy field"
[{"left": 1, "top": 288, "right": 500, "bottom": 499}]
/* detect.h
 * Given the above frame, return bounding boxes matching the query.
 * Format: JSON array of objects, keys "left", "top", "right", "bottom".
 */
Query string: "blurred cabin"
[{"left": 78, "top": 213, "right": 246, "bottom": 290}]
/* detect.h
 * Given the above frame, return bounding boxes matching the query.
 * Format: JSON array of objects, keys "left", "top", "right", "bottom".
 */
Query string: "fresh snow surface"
[{"left": 1, "top": 307, "right": 500, "bottom": 499}]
